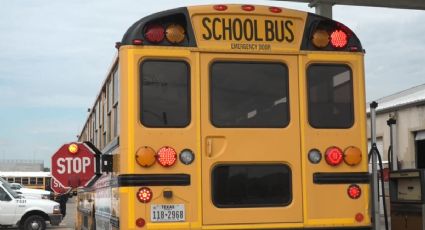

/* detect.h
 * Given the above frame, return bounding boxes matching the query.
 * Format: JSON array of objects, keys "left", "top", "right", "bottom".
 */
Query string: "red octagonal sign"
[{"left": 51, "top": 143, "right": 97, "bottom": 194}]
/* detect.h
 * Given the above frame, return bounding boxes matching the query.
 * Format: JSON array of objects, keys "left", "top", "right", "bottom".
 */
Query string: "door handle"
[{"left": 207, "top": 138, "right": 213, "bottom": 157}]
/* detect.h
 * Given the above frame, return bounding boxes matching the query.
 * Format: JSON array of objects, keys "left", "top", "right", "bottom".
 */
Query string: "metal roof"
[
  {"left": 367, "top": 83, "right": 425, "bottom": 114},
  {"left": 0, "top": 171, "right": 51, "bottom": 177}
]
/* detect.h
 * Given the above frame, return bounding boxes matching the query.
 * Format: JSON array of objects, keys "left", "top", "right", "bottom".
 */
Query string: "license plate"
[{"left": 151, "top": 204, "right": 185, "bottom": 222}]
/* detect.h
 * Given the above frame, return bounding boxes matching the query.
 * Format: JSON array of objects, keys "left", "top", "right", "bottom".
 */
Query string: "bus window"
[
  {"left": 22, "top": 177, "right": 29, "bottom": 185},
  {"left": 14, "top": 177, "right": 21, "bottom": 184},
  {"left": 7, "top": 178, "right": 14, "bottom": 183},
  {"left": 211, "top": 62, "right": 289, "bottom": 128},
  {"left": 30, "top": 177, "right": 36, "bottom": 185},
  {"left": 212, "top": 164, "right": 291, "bottom": 207},
  {"left": 307, "top": 65, "right": 353, "bottom": 128},
  {"left": 140, "top": 60, "right": 190, "bottom": 127},
  {"left": 36, "top": 177, "right": 43, "bottom": 185}
]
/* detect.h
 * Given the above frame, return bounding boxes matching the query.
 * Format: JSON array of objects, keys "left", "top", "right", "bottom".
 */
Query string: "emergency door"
[{"left": 201, "top": 53, "right": 303, "bottom": 225}]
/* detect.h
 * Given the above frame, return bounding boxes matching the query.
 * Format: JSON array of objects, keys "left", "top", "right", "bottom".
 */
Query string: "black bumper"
[{"left": 49, "top": 214, "right": 62, "bottom": 226}]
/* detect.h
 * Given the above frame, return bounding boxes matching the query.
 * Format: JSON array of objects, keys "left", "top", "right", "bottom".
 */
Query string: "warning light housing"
[
  {"left": 301, "top": 13, "right": 362, "bottom": 52},
  {"left": 144, "top": 24, "right": 165, "bottom": 43}
]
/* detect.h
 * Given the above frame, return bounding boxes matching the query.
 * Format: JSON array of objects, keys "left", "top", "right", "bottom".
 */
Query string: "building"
[
  {"left": 0, "top": 159, "right": 45, "bottom": 172},
  {"left": 367, "top": 83, "right": 425, "bottom": 170}
]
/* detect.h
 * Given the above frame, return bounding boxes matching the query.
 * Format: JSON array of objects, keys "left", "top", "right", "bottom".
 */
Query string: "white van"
[
  {"left": 0, "top": 178, "right": 62, "bottom": 229},
  {"left": 10, "top": 183, "right": 52, "bottom": 200}
]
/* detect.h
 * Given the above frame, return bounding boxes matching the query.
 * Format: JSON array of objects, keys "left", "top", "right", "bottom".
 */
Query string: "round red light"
[
  {"left": 213, "top": 5, "right": 228, "bottom": 11},
  {"left": 355, "top": 213, "right": 364, "bottom": 222},
  {"left": 269, "top": 7, "right": 282, "bottom": 13},
  {"left": 157, "top": 146, "right": 177, "bottom": 167},
  {"left": 144, "top": 24, "right": 165, "bottom": 43},
  {"left": 325, "top": 147, "right": 344, "bottom": 166},
  {"left": 241, "top": 5, "right": 255, "bottom": 11},
  {"left": 136, "top": 218, "right": 146, "bottom": 227},
  {"left": 347, "top": 184, "right": 361, "bottom": 199},
  {"left": 137, "top": 187, "right": 153, "bottom": 203},
  {"left": 330, "top": 30, "right": 348, "bottom": 48}
]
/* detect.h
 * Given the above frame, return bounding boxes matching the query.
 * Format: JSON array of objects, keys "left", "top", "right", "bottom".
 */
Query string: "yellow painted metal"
[
  {"left": 299, "top": 53, "right": 370, "bottom": 227},
  {"left": 188, "top": 5, "right": 307, "bottom": 53},
  {"left": 200, "top": 52, "right": 303, "bottom": 225}
]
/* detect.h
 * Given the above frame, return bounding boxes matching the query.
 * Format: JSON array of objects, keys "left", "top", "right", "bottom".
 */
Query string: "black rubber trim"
[
  {"left": 117, "top": 174, "right": 190, "bottom": 186},
  {"left": 313, "top": 172, "right": 370, "bottom": 184}
]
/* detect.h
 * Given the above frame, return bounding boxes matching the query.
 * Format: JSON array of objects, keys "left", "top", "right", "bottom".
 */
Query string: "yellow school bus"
[{"left": 76, "top": 4, "right": 370, "bottom": 230}]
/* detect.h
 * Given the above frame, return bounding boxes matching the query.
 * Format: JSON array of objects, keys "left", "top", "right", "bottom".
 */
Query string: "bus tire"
[{"left": 20, "top": 215, "right": 46, "bottom": 230}]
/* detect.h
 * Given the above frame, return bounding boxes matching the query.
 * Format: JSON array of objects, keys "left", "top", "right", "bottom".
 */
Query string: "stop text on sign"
[{"left": 56, "top": 157, "right": 91, "bottom": 174}]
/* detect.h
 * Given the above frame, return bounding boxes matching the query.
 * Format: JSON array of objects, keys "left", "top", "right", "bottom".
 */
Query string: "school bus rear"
[{"left": 116, "top": 4, "right": 371, "bottom": 230}]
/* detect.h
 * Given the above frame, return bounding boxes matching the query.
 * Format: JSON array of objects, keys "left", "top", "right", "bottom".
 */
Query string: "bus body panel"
[{"left": 299, "top": 53, "right": 370, "bottom": 227}]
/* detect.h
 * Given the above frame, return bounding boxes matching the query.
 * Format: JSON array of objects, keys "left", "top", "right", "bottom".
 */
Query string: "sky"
[{"left": 0, "top": 0, "right": 424, "bottom": 167}]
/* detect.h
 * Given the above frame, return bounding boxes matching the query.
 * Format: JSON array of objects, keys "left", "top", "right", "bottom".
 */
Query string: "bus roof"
[{"left": 120, "top": 4, "right": 362, "bottom": 53}]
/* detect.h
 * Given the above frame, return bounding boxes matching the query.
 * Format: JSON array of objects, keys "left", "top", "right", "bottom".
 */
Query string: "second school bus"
[{"left": 74, "top": 4, "right": 371, "bottom": 230}]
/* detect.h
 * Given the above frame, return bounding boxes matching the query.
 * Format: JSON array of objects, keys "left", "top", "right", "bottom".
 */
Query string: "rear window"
[
  {"left": 307, "top": 65, "right": 354, "bottom": 128},
  {"left": 140, "top": 60, "right": 190, "bottom": 127},
  {"left": 212, "top": 164, "right": 292, "bottom": 208},
  {"left": 211, "top": 62, "right": 289, "bottom": 128}
]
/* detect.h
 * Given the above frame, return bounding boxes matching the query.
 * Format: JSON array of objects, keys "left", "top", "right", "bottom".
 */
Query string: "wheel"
[{"left": 20, "top": 215, "right": 46, "bottom": 230}]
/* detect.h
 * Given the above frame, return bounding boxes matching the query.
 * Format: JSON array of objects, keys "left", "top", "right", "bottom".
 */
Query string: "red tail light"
[
  {"left": 330, "top": 30, "right": 348, "bottom": 48},
  {"left": 347, "top": 184, "right": 361, "bottom": 199},
  {"left": 213, "top": 5, "right": 228, "bottom": 11},
  {"left": 325, "top": 146, "right": 343, "bottom": 166},
  {"left": 241, "top": 5, "right": 255, "bottom": 11},
  {"left": 144, "top": 24, "right": 165, "bottom": 43},
  {"left": 157, "top": 146, "right": 177, "bottom": 167},
  {"left": 137, "top": 187, "right": 153, "bottom": 203},
  {"left": 269, "top": 7, "right": 282, "bottom": 13}
]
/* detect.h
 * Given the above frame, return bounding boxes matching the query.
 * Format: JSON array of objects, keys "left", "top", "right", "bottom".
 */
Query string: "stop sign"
[
  {"left": 51, "top": 142, "right": 97, "bottom": 193},
  {"left": 50, "top": 177, "right": 71, "bottom": 194}
]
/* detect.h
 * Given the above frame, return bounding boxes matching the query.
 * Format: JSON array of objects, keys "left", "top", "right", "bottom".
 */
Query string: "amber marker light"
[
  {"left": 166, "top": 24, "right": 185, "bottom": 44},
  {"left": 135, "top": 146, "right": 156, "bottom": 167},
  {"left": 344, "top": 146, "right": 362, "bottom": 166},
  {"left": 68, "top": 143, "right": 79, "bottom": 155},
  {"left": 312, "top": 29, "right": 329, "bottom": 48}
]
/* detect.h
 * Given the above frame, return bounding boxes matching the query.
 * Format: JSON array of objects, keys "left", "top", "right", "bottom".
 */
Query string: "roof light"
[
  {"left": 157, "top": 146, "right": 177, "bottom": 167},
  {"left": 241, "top": 5, "right": 255, "bottom": 11},
  {"left": 132, "top": 39, "right": 143, "bottom": 45},
  {"left": 135, "top": 146, "right": 156, "bottom": 167},
  {"left": 330, "top": 29, "right": 348, "bottom": 48},
  {"left": 308, "top": 149, "right": 322, "bottom": 164},
  {"left": 269, "top": 7, "right": 282, "bottom": 13},
  {"left": 144, "top": 24, "right": 165, "bottom": 43},
  {"left": 137, "top": 187, "right": 153, "bottom": 203},
  {"left": 312, "top": 29, "right": 329, "bottom": 48},
  {"left": 68, "top": 143, "right": 79, "bottom": 155},
  {"left": 344, "top": 146, "right": 362, "bottom": 166},
  {"left": 325, "top": 146, "right": 343, "bottom": 166},
  {"left": 166, "top": 24, "right": 185, "bottom": 44},
  {"left": 213, "top": 5, "right": 228, "bottom": 11},
  {"left": 347, "top": 184, "right": 361, "bottom": 199}
]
